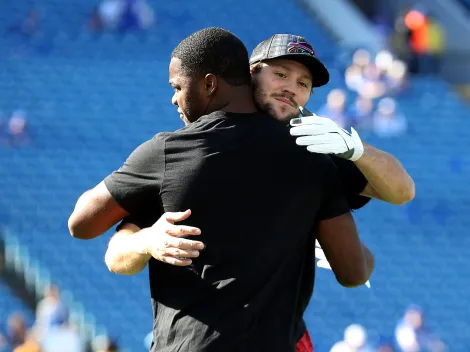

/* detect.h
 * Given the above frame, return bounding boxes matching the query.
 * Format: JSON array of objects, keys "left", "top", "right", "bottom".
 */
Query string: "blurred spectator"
[
  {"left": 13, "top": 331, "right": 40, "bottom": 352},
  {"left": 7, "top": 9, "right": 40, "bottom": 38},
  {"left": 144, "top": 331, "right": 152, "bottom": 350},
  {"left": 425, "top": 16, "right": 445, "bottom": 73},
  {"left": 125, "top": 0, "right": 155, "bottom": 30},
  {"left": 88, "top": 0, "right": 154, "bottom": 33},
  {"left": 4, "top": 313, "right": 27, "bottom": 349},
  {"left": 103, "top": 340, "right": 119, "bottom": 352},
  {"left": 40, "top": 307, "right": 84, "bottom": 352},
  {"left": 376, "top": 338, "right": 396, "bottom": 352},
  {"left": 98, "top": 0, "right": 126, "bottom": 30},
  {"left": 347, "top": 95, "right": 373, "bottom": 129},
  {"left": 321, "top": 46, "right": 409, "bottom": 137},
  {"left": 353, "top": 49, "right": 372, "bottom": 69},
  {"left": 34, "top": 285, "right": 62, "bottom": 337},
  {"left": 92, "top": 335, "right": 119, "bottom": 352},
  {"left": 390, "top": 9, "right": 412, "bottom": 57},
  {"left": 345, "top": 64, "right": 365, "bottom": 92},
  {"left": 0, "top": 331, "right": 6, "bottom": 351},
  {"left": 345, "top": 49, "right": 404, "bottom": 100},
  {"left": 330, "top": 324, "right": 374, "bottom": 352},
  {"left": 404, "top": 10, "right": 445, "bottom": 74},
  {"left": 373, "top": 98, "right": 407, "bottom": 138},
  {"left": 384, "top": 59, "right": 408, "bottom": 95},
  {"left": 87, "top": 7, "right": 105, "bottom": 32},
  {"left": 394, "top": 305, "right": 446, "bottom": 352},
  {"left": 318, "top": 89, "right": 348, "bottom": 127},
  {"left": 375, "top": 50, "right": 394, "bottom": 72},
  {"left": 6, "top": 110, "right": 30, "bottom": 147},
  {"left": 357, "top": 63, "right": 387, "bottom": 99}
]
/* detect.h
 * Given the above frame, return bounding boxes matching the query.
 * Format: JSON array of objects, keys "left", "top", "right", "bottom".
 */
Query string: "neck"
[{"left": 217, "top": 85, "right": 258, "bottom": 114}]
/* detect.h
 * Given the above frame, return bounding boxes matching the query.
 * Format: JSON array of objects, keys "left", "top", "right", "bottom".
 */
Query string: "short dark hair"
[{"left": 172, "top": 27, "right": 251, "bottom": 86}]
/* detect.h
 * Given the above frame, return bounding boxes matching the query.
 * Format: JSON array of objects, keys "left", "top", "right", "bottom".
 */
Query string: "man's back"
[
  {"left": 160, "top": 111, "right": 341, "bottom": 268},
  {"left": 106, "top": 111, "right": 349, "bottom": 351}
]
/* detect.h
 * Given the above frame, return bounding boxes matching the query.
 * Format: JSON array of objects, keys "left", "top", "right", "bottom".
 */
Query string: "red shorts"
[{"left": 296, "top": 330, "right": 314, "bottom": 352}]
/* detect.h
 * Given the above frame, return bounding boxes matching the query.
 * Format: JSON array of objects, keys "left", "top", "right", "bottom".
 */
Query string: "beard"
[
  {"left": 181, "top": 114, "right": 191, "bottom": 126},
  {"left": 252, "top": 77, "right": 300, "bottom": 124}
]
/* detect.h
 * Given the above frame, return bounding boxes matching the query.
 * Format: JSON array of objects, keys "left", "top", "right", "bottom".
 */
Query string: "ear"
[
  {"left": 204, "top": 74, "right": 217, "bottom": 96},
  {"left": 250, "top": 63, "right": 264, "bottom": 75}
]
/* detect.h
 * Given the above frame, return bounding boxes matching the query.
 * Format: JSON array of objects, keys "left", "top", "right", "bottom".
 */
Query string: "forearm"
[
  {"left": 105, "top": 228, "right": 151, "bottom": 276},
  {"left": 338, "top": 242, "right": 374, "bottom": 288},
  {"left": 355, "top": 143, "right": 415, "bottom": 205},
  {"left": 361, "top": 243, "right": 374, "bottom": 280}
]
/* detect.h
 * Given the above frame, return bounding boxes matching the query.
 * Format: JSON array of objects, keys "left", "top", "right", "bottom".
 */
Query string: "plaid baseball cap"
[{"left": 249, "top": 34, "right": 329, "bottom": 87}]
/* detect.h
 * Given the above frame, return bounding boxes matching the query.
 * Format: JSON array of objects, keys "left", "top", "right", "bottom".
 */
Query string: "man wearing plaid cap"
[
  {"left": 249, "top": 34, "right": 413, "bottom": 211},
  {"left": 249, "top": 34, "right": 414, "bottom": 352}
]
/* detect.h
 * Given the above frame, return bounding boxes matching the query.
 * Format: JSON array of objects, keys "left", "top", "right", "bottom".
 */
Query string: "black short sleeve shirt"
[{"left": 104, "top": 111, "right": 351, "bottom": 351}]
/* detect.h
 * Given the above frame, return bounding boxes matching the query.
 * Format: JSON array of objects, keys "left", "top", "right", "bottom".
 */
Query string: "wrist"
[
  {"left": 353, "top": 143, "right": 372, "bottom": 165},
  {"left": 350, "top": 149, "right": 364, "bottom": 162},
  {"left": 133, "top": 228, "right": 153, "bottom": 256},
  {"left": 349, "top": 128, "right": 365, "bottom": 161}
]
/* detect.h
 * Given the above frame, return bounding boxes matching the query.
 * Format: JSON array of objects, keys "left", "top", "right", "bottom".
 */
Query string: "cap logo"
[{"left": 287, "top": 36, "right": 315, "bottom": 55}]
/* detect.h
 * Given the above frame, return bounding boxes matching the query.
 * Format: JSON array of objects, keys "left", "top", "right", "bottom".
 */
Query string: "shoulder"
[
  {"left": 165, "top": 114, "right": 227, "bottom": 137},
  {"left": 153, "top": 131, "right": 171, "bottom": 142},
  {"left": 130, "top": 134, "right": 167, "bottom": 157}
]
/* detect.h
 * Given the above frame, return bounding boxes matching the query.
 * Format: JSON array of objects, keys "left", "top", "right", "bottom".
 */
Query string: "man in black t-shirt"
[
  {"left": 73, "top": 27, "right": 374, "bottom": 351},
  {"left": 68, "top": 35, "right": 414, "bottom": 243},
  {"left": 67, "top": 31, "right": 410, "bottom": 351},
  {"left": 248, "top": 34, "right": 414, "bottom": 209},
  {"left": 108, "top": 34, "right": 413, "bottom": 352}
]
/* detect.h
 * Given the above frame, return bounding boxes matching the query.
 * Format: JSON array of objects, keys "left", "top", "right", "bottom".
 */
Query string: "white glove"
[
  {"left": 315, "top": 240, "right": 370, "bottom": 288},
  {"left": 290, "top": 114, "right": 364, "bottom": 161}
]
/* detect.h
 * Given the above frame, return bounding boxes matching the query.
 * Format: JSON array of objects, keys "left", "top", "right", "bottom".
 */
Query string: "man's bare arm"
[
  {"left": 290, "top": 116, "right": 415, "bottom": 205},
  {"left": 69, "top": 138, "right": 165, "bottom": 240},
  {"left": 105, "top": 210, "right": 204, "bottom": 275},
  {"left": 355, "top": 143, "right": 415, "bottom": 205},
  {"left": 68, "top": 181, "right": 129, "bottom": 240},
  {"left": 316, "top": 212, "right": 374, "bottom": 287},
  {"left": 105, "top": 222, "right": 151, "bottom": 276}
]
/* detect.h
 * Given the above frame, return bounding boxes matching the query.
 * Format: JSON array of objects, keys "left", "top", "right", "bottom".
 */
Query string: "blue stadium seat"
[{"left": 1, "top": 0, "right": 469, "bottom": 351}]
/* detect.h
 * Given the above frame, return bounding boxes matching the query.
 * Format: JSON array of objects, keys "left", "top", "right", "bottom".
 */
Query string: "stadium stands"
[
  {"left": 1, "top": 0, "right": 469, "bottom": 350},
  {"left": 0, "top": 281, "right": 34, "bottom": 352}
]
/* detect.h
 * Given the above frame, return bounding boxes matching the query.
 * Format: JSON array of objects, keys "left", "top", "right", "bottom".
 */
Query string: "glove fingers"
[
  {"left": 307, "top": 145, "right": 348, "bottom": 154},
  {"left": 290, "top": 115, "right": 335, "bottom": 126},
  {"left": 295, "top": 134, "right": 343, "bottom": 146},
  {"left": 298, "top": 140, "right": 347, "bottom": 154},
  {"left": 299, "top": 132, "right": 354, "bottom": 150},
  {"left": 290, "top": 125, "right": 335, "bottom": 136},
  {"left": 295, "top": 135, "right": 332, "bottom": 146}
]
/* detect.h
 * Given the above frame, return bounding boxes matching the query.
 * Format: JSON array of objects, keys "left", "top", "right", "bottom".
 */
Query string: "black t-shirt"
[
  {"left": 294, "top": 157, "right": 370, "bottom": 341},
  {"left": 104, "top": 111, "right": 350, "bottom": 352},
  {"left": 333, "top": 157, "right": 370, "bottom": 211}
]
